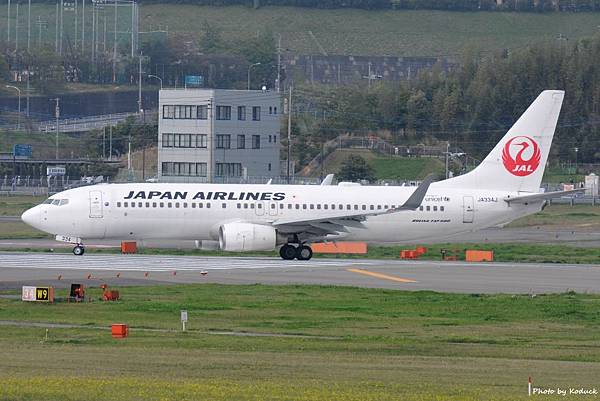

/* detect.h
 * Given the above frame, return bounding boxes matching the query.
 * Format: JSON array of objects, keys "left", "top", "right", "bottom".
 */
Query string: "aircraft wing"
[
  {"left": 504, "top": 188, "right": 585, "bottom": 204},
  {"left": 272, "top": 174, "right": 435, "bottom": 239}
]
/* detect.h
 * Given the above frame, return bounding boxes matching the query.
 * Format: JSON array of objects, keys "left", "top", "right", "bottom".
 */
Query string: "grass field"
[
  {"left": 0, "top": 284, "right": 600, "bottom": 400},
  {"left": 1, "top": 5, "right": 600, "bottom": 56},
  {"left": 319, "top": 149, "right": 445, "bottom": 180}
]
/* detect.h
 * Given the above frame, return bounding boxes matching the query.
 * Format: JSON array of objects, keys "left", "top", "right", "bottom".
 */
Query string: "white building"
[{"left": 158, "top": 89, "right": 281, "bottom": 183}]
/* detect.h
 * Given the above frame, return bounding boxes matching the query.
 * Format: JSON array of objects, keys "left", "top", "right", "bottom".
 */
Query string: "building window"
[
  {"left": 252, "top": 135, "right": 260, "bottom": 149},
  {"left": 196, "top": 134, "right": 207, "bottom": 148},
  {"left": 162, "top": 133, "right": 207, "bottom": 149},
  {"left": 274, "top": 106, "right": 277, "bottom": 114},
  {"left": 252, "top": 106, "right": 261, "bottom": 121},
  {"left": 237, "top": 134, "right": 245, "bottom": 149},
  {"left": 197, "top": 105, "right": 208, "bottom": 119},
  {"left": 162, "top": 162, "right": 207, "bottom": 177},
  {"left": 268, "top": 163, "right": 271, "bottom": 171},
  {"left": 216, "top": 134, "right": 231, "bottom": 149},
  {"left": 216, "top": 105, "right": 231, "bottom": 120},
  {"left": 238, "top": 106, "right": 246, "bottom": 120},
  {"left": 162, "top": 105, "right": 175, "bottom": 119},
  {"left": 273, "top": 135, "right": 277, "bottom": 143},
  {"left": 269, "top": 106, "right": 272, "bottom": 114},
  {"left": 215, "top": 163, "right": 242, "bottom": 177}
]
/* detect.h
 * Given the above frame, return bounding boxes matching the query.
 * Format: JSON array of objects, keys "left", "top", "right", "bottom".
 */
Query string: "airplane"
[{"left": 22, "top": 90, "right": 579, "bottom": 260}]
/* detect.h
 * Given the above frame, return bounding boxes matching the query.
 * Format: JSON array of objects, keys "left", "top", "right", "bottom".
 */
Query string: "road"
[{"left": 1, "top": 252, "right": 599, "bottom": 294}]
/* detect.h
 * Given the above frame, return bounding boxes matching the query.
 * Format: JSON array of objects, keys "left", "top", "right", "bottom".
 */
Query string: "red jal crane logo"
[{"left": 502, "top": 136, "right": 541, "bottom": 176}]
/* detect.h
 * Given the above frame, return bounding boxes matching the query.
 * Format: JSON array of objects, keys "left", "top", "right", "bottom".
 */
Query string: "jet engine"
[{"left": 218, "top": 222, "right": 277, "bottom": 252}]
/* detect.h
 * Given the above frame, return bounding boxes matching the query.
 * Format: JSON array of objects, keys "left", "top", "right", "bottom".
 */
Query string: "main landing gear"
[
  {"left": 279, "top": 244, "right": 313, "bottom": 261},
  {"left": 72, "top": 244, "right": 85, "bottom": 256}
]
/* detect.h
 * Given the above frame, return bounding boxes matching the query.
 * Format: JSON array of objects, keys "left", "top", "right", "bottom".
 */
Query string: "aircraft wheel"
[
  {"left": 73, "top": 245, "right": 85, "bottom": 256},
  {"left": 279, "top": 244, "right": 297, "bottom": 260},
  {"left": 296, "top": 245, "right": 313, "bottom": 261}
]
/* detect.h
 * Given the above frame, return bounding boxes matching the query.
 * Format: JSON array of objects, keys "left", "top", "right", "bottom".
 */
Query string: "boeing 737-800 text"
[{"left": 22, "top": 90, "right": 577, "bottom": 260}]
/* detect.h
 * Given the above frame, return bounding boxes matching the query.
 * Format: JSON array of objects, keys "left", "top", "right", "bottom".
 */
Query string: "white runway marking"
[{"left": 0, "top": 252, "right": 380, "bottom": 273}]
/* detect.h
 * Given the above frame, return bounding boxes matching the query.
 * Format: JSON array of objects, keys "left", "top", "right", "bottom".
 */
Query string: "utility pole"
[
  {"left": 82, "top": 0, "right": 85, "bottom": 53},
  {"left": 138, "top": 52, "right": 142, "bottom": 114},
  {"left": 102, "top": 9, "right": 106, "bottom": 52},
  {"left": 27, "top": 0, "right": 30, "bottom": 51},
  {"left": 91, "top": 1, "right": 95, "bottom": 61},
  {"left": 54, "top": 98, "right": 60, "bottom": 160},
  {"left": 26, "top": 64, "right": 30, "bottom": 117},
  {"left": 287, "top": 85, "right": 292, "bottom": 183},
  {"left": 112, "top": 0, "right": 117, "bottom": 82},
  {"left": 276, "top": 33, "right": 281, "bottom": 93},
  {"left": 15, "top": 2, "right": 19, "bottom": 52},
  {"left": 445, "top": 142, "right": 450, "bottom": 179},
  {"left": 59, "top": 0, "right": 63, "bottom": 55},
  {"left": 102, "top": 126, "right": 106, "bottom": 159},
  {"left": 55, "top": 1, "right": 58, "bottom": 52},
  {"left": 7, "top": 0, "right": 10, "bottom": 43},
  {"left": 109, "top": 124, "right": 113, "bottom": 161},
  {"left": 74, "top": 0, "right": 78, "bottom": 50}
]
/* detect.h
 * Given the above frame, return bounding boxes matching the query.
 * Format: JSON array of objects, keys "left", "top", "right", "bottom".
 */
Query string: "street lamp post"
[
  {"left": 6, "top": 85, "right": 21, "bottom": 130},
  {"left": 247, "top": 62, "right": 261, "bottom": 91},
  {"left": 147, "top": 74, "right": 163, "bottom": 89}
]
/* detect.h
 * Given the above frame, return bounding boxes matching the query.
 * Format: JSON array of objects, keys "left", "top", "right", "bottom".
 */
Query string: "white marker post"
[
  {"left": 528, "top": 376, "right": 532, "bottom": 396},
  {"left": 180, "top": 310, "right": 188, "bottom": 332}
]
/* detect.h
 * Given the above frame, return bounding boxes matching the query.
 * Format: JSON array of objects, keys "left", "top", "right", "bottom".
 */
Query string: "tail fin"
[{"left": 444, "top": 90, "right": 564, "bottom": 193}]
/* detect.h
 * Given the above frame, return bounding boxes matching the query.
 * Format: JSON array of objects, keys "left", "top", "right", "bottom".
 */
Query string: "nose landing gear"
[
  {"left": 73, "top": 245, "right": 85, "bottom": 256},
  {"left": 279, "top": 244, "right": 313, "bottom": 261}
]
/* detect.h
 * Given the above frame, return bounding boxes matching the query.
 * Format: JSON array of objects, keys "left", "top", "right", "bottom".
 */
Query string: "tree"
[{"left": 337, "top": 155, "right": 376, "bottom": 182}]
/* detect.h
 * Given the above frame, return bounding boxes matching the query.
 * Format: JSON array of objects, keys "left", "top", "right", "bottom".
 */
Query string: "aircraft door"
[
  {"left": 89, "top": 191, "right": 103, "bottom": 218},
  {"left": 463, "top": 196, "right": 474, "bottom": 223},
  {"left": 268, "top": 201, "right": 279, "bottom": 216},
  {"left": 255, "top": 202, "right": 265, "bottom": 216}
]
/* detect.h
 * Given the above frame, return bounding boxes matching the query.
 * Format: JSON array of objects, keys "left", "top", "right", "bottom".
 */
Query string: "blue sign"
[
  {"left": 185, "top": 75, "right": 203, "bottom": 88},
  {"left": 13, "top": 144, "right": 32, "bottom": 158}
]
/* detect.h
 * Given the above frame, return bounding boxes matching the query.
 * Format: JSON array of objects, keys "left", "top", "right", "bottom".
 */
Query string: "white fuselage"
[{"left": 22, "top": 182, "right": 542, "bottom": 244}]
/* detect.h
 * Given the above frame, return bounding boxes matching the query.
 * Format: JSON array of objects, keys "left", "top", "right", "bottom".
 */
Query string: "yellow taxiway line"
[{"left": 346, "top": 268, "right": 417, "bottom": 283}]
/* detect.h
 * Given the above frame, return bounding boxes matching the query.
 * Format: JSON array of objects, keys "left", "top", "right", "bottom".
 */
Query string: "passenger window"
[
  {"left": 131, "top": 203, "right": 135, "bottom": 208},
  {"left": 207, "top": 203, "right": 211, "bottom": 208},
  {"left": 310, "top": 204, "right": 314, "bottom": 210},
  {"left": 138, "top": 202, "right": 142, "bottom": 208},
  {"left": 316, "top": 204, "right": 321, "bottom": 210},
  {"left": 384, "top": 205, "right": 388, "bottom": 209},
  {"left": 175, "top": 203, "right": 180, "bottom": 208},
  {"left": 199, "top": 203, "right": 203, "bottom": 208},
  {"left": 288, "top": 204, "right": 292, "bottom": 209},
  {"left": 426, "top": 206, "right": 430, "bottom": 211},
  {"left": 237, "top": 203, "right": 242, "bottom": 209},
  {"left": 280, "top": 204, "right": 284, "bottom": 209},
  {"left": 362, "top": 205, "right": 366, "bottom": 210},
  {"left": 258, "top": 204, "right": 262, "bottom": 209},
  {"left": 303, "top": 204, "right": 307, "bottom": 209},
  {"left": 440, "top": 206, "right": 445, "bottom": 211},
  {"left": 146, "top": 202, "right": 150, "bottom": 208},
  {"left": 222, "top": 203, "right": 227, "bottom": 208},
  {"left": 295, "top": 204, "right": 300, "bottom": 209},
  {"left": 324, "top": 204, "right": 328, "bottom": 210},
  {"left": 183, "top": 203, "right": 188, "bottom": 208},
  {"left": 244, "top": 204, "right": 249, "bottom": 209},
  {"left": 250, "top": 204, "right": 255, "bottom": 209},
  {"left": 191, "top": 203, "right": 196, "bottom": 208},
  {"left": 168, "top": 203, "right": 172, "bottom": 208},
  {"left": 160, "top": 202, "right": 164, "bottom": 208},
  {"left": 117, "top": 202, "right": 121, "bottom": 207},
  {"left": 370, "top": 205, "right": 374, "bottom": 210},
  {"left": 271, "top": 204, "right": 276, "bottom": 209},
  {"left": 331, "top": 205, "right": 335, "bottom": 210},
  {"left": 347, "top": 205, "right": 351, "bottom": 210},
  {"left": 354, "top": 205, "right": 358, "bottom": 210},
  {"left": 153, "top": 202, "right": 157, "bottom": 208},
  {"left": 419, "top": 206, "right": 423, "bottom": 211},
  {"left": 433, "top": 206, "right": 438, "bottom": 211},
  {"left": 339, "top": 204, "right": 343, "bottom": 209}
]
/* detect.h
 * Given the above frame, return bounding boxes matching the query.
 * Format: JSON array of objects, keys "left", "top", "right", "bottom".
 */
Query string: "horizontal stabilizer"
[{"left": 504, "top": 188, "right": 584, "bottom": 204}]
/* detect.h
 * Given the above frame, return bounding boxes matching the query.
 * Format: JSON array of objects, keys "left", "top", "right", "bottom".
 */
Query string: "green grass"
[
  {"left": 0, "top": 284, "right": 600, "bottom": 400},
  {"left": 0, "top": 195, "right": 45, "bottom": 216},
  {"left": 2, "top": 5, "right": 600, "bottom": 56},
  {"left": 0, "top": 130, "right": 87, "bottom": 160},
  {"left": 508, "top": 204, "right": 600, "bottom": 228},
  {"left": 320, "top": 149, "right": 444, "bottom": 180}
]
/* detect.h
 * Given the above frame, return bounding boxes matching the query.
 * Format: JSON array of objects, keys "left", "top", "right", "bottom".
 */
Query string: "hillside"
[
  {"left": 2, "top": 5, "right": 600, "bottom": 56},
  {"left": 317, "top": 149, "right": 445, "bottom": 180}
]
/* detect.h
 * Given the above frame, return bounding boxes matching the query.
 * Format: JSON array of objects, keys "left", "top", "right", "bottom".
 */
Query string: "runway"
[{"left": 1, "top": 252, "right": 599, "bottom": 294}]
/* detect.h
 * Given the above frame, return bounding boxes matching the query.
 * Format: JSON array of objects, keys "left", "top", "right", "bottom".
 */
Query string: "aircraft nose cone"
[{"left": 21, "top": 207, "right": 41, "bottom": 229}]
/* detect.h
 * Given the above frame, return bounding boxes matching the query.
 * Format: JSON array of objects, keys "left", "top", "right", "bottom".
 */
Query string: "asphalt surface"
[{"left": 1, "top": 252, "right": 599, "bottom": 294}]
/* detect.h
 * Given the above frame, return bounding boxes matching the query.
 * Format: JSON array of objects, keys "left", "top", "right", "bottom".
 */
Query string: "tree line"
[{"left": 293, "top": 35, "right": 600, "bottom": 167}]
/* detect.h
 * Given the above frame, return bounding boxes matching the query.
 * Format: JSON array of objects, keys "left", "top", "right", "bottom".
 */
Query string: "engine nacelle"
[{"left": 218, "top": 222, "right": 276, "bottom": 252}]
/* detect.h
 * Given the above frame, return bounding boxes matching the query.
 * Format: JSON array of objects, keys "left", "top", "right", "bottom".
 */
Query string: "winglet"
[
  {"left": 321, "top": 174, "right": 335, "bottom": 186},
  {"left": 398, "top": 174, "right": 436, "bottom": 210}
]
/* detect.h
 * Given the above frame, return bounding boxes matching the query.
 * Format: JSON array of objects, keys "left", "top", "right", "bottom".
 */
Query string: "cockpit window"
[{"left": 44, "top": 198, "right": 69, "bottom": 206}]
